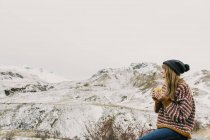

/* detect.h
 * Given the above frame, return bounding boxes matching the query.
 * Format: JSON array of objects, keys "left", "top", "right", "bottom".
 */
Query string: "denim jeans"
[{"left": 138, "top": 128, "right": 188, "bottom": 140}]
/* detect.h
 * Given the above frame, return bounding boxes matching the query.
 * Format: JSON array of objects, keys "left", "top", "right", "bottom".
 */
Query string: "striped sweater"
[{"left": 155, "top": 81, "right": 195, "bottom": 139}]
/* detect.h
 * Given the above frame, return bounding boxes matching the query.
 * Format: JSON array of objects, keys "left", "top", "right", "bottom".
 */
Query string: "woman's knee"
[{"left": 137, "top": 137, "right": 147, "bottom": 140}]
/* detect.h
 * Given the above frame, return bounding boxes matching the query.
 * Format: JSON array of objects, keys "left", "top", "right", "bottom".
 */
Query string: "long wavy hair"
[{"left": 162, "top": 64, "right": 183, "bottom": 101}]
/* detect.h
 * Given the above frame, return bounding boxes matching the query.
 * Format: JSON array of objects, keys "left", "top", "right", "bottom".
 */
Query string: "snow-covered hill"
[{"left": 0, "top": 63, "right": 209, "bottom": 139}]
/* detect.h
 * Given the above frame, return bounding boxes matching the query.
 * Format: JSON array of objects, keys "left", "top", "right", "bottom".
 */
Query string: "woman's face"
[{"left": 161, "top": 68, "right": 166, "bottom": 79}]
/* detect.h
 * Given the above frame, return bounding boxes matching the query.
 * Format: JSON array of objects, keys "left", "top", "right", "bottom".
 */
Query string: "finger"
[
  {"left": 155, "top": 93, "right": 161, "bottom": 97},
  {"left": 152, "top": 97, "right": 157, "bottom": 101},
  {"left": 157, "top": 94, "right": 162, "bottom": 99}
]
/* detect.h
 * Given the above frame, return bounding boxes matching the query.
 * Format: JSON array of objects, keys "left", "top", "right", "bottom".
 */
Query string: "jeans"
[{"left": 138, "top": 128, "right": 188, "bottom": 140}]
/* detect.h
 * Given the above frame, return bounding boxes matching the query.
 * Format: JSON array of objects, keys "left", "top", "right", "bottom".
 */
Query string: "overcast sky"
[{"left": 0, "top": 0, "right": 210, "bottom": 80}]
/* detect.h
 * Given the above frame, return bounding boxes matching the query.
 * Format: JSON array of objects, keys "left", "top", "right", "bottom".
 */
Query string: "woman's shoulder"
[
  {"left": 176, "top": 79, "right": 191, "bottom": 95},
  {"left": 177, "top": 79, "right": 189, "bottom": 88}
]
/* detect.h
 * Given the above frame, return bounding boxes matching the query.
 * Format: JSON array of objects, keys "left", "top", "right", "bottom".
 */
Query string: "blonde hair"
[{"left": 162, "top": 64, "right": 183, "bottom": 101}]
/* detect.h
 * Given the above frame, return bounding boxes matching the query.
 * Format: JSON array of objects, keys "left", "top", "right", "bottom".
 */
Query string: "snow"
[
  {"left": 0, "top": 63, "right": 210, "bottom": 139},
  {"left": 0, "top": 65, "right": 68, "bottom": 83}
]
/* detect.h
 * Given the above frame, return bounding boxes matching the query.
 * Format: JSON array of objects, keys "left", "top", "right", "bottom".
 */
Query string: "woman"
[{"left": 138, "top": 60, "right": 195, "bottom": 140}]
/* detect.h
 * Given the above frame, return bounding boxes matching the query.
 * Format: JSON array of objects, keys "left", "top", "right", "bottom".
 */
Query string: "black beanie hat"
[{"left": 163, "top": 59, "right": 190, "bottom": 75}]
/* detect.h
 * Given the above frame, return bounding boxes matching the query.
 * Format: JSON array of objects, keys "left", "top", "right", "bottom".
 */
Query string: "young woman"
[{"left": 138, "top": 60, "right": 195, "bottom": 140}]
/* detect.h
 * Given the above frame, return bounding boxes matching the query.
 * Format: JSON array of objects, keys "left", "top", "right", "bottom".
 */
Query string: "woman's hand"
[
  {"left": 152, "top": 90, "right": 159, "bottom": 101},
  {"left": 152, "top": 86, "right": 171, "bottom": 108},
  {"left": 152, "top": 87, "right": 168, "bottom": 102},
  {"left": 154, "top": 92, "right": 167, "bottom": 101}
]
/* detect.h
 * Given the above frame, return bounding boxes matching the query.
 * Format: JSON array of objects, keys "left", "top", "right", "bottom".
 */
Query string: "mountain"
[{"left": 0, "top": 63, "right": 209, "bottom": 139}]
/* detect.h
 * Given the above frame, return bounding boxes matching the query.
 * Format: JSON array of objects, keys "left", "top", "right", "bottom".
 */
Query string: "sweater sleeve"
[
  {"left": 154, "top": 101, "right": 163, "bottom": 113},
  {"left": 163, "top": 83, "right": 193, "bottom": 123}
]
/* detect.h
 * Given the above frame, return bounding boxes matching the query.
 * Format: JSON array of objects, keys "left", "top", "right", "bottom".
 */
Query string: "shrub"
[
  {"left": 84, "top": 115, "right": 152, "bottom": 140},
  {"left": 193, "top": 120, "right": 202, "bottom": 132},
  {"left": 5, "top": 130, "right": 15, "bottom": 140}
]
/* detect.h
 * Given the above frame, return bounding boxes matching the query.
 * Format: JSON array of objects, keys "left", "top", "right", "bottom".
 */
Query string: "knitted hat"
[{"left": 163, "top": 59, "right": 190, "bottom": 75}]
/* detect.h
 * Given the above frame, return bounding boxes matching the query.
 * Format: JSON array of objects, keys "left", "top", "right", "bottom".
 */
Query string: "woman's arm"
[
  {"left": 152, "top": 87, "right": 163, "bottom": 113},
  {"left": 162, "top": 83, "right": 193, "bottom": 123}
]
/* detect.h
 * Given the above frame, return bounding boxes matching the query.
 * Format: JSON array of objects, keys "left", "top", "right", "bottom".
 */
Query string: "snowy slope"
[
  {"left": 0, "top": 65, "right": 68, "bottom": 98},
  {"left": 185, "top": 70, "right": 210, "bottom": 127},
  {"left": 0, "top": 65, "right": 68, "bottom": 83}
]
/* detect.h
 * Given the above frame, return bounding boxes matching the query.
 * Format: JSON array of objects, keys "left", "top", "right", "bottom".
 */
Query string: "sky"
[{"left": 0, "top": 0, "right": 210, "bottom": 81}]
